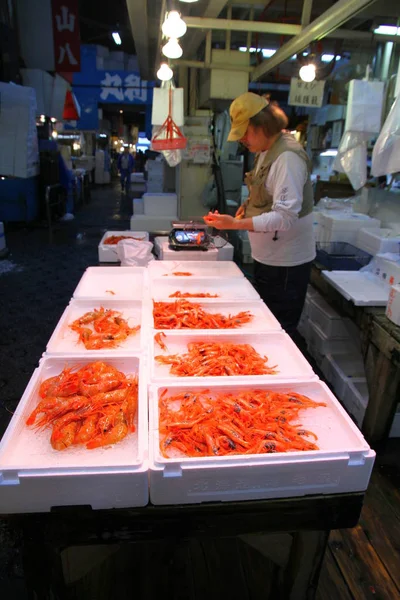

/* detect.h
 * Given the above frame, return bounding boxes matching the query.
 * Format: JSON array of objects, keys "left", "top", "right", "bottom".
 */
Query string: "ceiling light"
[
  {"left": 120, "top": 110, "right": 123, "bottom": 114},
  {"left": 162, "top": 38, "right": 183, "bottom": 59},
  {"left": 321, "top": 54, "right": 341, "bottom": 62},
  {"left": 320, "top": 150, "right": 338, "bottom": 157},
  {"left": 157, "top": 63, "right": 173, "bottom": 81},
  {"left": 51, "top": 130, "right": 58, "bottom": 139},
  {"left": 162, "top": 11, "right": 187, "bottom": 39},
  {"left": 374, "top": 25, "right": 399, "bottom": 36},
  {"left": 299, "top": 64, "right": 316, "bottom": 82},
  {"left": 40, "top": 115, "right": 46, "bottom": 123},
  {"left": 179, "top": 0, "right": 199, "bottom": 3},
  {"left": 112, "top": 32, "right": 122, "bottom": 45}
]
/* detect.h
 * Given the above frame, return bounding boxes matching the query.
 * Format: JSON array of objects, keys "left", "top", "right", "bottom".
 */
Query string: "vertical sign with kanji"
[
  {"left": 288, "top": 78, "right": 325, "bottom": 108},
  {"left": 51, "top": 0, "right": 81, "bottom": 72}
]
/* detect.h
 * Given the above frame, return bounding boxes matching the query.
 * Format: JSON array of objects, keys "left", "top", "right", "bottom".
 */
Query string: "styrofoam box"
[
  {"left": 46, "top": 300, "right": 144, "bottom": 355},
  {"left": 150, "top": 277, "right": 260, "bottom": 302},
  {"left": 309, "top": 295, "right": 349, "bottom": 339},
  {"left": 373, "top": 255, "right": 400, "bottom": 287},
  {"left": 0, "top": 355, "right": 148, "bottom": 513},
  {"left": 356, "top": 228, "right": 400, "bottom": 256},
  {"left": 211, "top": 236, "right": 235, "bottom": 261},
  {"left": 320, "top": 212, "right": 381, "bottom": 232},
  {"left": 98, "top": 231, "right": 150, "bottom": 263},
  {"left": 150, "top": 331, "right": 315, "bottom": 383},
  {"left": 321, "top": 353, "right": 366, "bottom": 400},
  {"left": 322, "top": 271, "right": 389, "bottom": 306},
  {"left": 308, "top": 320, "right": 351, "bottom": 356},
  {"left": 343, "top": 380, "right": 369, "bottom": 428},
  {"left": 297, "top": 315, "right": 310, "bottom": 342},
  {"left": 132, "top": 198, "right": 145, "bottom": 216},
  {"left": 150, "top": 301, "right": 281, "bottom": 333},
  {"left": 386, "top": 284, "right": 400, "bottom": 326},
  {"left": 148, "top": 380, "right": 375, "bottom": 505},
  {"left": 148, "top": 260, "right": 244, "bottom": 279},
  {"left": 143, "top": 193, "right": 177, "bottom": 217},
  {"left": 73, "top": 267, "right": 147, "bottom": 301}
]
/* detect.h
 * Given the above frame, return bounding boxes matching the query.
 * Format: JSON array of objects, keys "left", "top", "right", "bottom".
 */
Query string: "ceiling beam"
[
  {"left": 301, "top": 0, "right": 313, "bottom": 29},
  {"left": 251, "top": 0, "right": 379, "bottom": 81},
  {"left": 185, "top": 17, "right": 300, "bottom": 36},
  {"left": 183, "top": 0, "right": 230, "bottom": 59},
  {"left": 173, "top": 59, "right": 254, "bottom": 73},
  {"left": 126, "top": 0, "right": 150, "bottom": 78}
]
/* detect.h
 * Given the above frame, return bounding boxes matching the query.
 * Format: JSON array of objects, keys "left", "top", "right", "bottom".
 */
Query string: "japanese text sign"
[
  {"left": 52, "top": 0, "right": 81, "bottom": 72},
  {"left": 288, "top": 78, "right": 325, "bottom": 108}
]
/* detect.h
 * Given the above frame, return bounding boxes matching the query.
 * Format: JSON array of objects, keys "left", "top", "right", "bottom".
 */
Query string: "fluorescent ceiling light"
[
  {"left": 162, "top": 38, "right": 183, "bottom": 59},
  {"left": 112, "top": 32, "right": 122, "bottom": 45},
  {"left": 320, "top": 149, "right": 338, "bottom": 157},
  {"left": 374, "top": 25, "right": 399, "bottom": 36},
  {"left": 179, "top": 0, "right": 199, "bottom": 3},
  {"left": 162, "top": 11, "right": 187, "bottom": 39},
  {"left": 321, "top": 54, "right": 341, "bottom": 62}
]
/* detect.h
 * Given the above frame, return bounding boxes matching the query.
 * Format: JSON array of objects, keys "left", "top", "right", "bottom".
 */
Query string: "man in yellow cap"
[{"left": 204, "top": 92, "right": 315, "bottom": 338}]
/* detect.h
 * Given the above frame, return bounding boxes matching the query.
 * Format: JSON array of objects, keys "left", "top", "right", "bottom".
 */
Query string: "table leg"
[
  {"left": 280, "top": 530, "right": 330, "bottom": 600},
  {"left": 362, "top": 341, "right": 400, "bottom": 445}
]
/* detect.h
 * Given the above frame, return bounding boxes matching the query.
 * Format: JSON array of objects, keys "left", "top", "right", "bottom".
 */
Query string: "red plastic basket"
[{"left": 151, "top": 88, "right": 187, "bottom": 151}]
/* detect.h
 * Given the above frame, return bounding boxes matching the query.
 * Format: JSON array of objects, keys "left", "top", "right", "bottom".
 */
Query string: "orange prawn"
[{"left": 154, "top": 332, "right": 168, "bottom": 351}]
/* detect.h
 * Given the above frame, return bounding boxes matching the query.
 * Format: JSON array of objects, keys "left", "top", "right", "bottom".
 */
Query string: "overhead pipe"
[{"left": 251, "top": 0, "right": 379, "bottom": 81}]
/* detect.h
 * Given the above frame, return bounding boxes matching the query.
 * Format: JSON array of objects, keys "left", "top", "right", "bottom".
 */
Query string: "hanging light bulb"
[
  {"left": 157, "top": 63, "right": 173, "bottom": 81},
  {"left": 299, "top": 63, "right": 316, "bottom": 82},
  {"left": 162, "top": 11, "right": 187, "bottom": 39},
  {"left": 162, "top": 38, "right": 183, "bottom": 59}
]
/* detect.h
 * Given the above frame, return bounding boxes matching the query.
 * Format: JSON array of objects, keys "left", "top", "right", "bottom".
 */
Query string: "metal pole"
[
  {"left": 251, "top": 0, "right": 378, "bottom": 81},
  {"left": 301, "top": 0, "right": 313, "bottom": 28}
]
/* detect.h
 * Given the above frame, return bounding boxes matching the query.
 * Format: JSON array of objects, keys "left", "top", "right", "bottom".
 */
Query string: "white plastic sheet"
[
  {"left": 371, "top": 93, "right": 400, "bottom": 177},
  {"left": 333, "top": 132, "right": 368, "bottom": 191},
  {"left": 117, "top": 239, "right": 154, "bottom": 266}
]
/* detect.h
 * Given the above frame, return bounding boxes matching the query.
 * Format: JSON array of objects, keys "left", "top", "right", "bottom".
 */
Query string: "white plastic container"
[
  {"left": 143, "top": 193, "right": 178, "bottom": 217},
  {"left": 319, "top": 213, "right": 381, "bottom": 244},
  {"left": 98, "top": 231, "right": 150, "bottom": 263},
  {"left": 322, "top": 353, "right": 366, "bottom": 400},
  {"left": 309, "top": 295, "right": 349, "bottom": 339},
  {"left": 0, "top": 355, "right": 148, "bottom": 513},
  {"left": 148, "top": 380, "right": 375, "bottom": 505},
  {"left": 46, "top": 300, "right": 144, "bottom": 355},
  {"left": 356, "top": 228, "right": 400, "bottom": 256},
  {"left": 150, "top": 331, "right": 315, "bottom": 383},
  {"left": 150, "top": 277, "right": 260, "bottom": 302},
  {"left": 386, "top": 284, "right": 400, "bottom": 326},
  {"left": 308, "top": 320, "right": 350, "bottom": 356},
  {"left": 73, "top": 267, "right": 147, "bottom": 301},
  {"left": 148, "top": 260, "right": 244, "bottom": 280},
  {"left": 343, "top": 380, "right": 369, "bottom": 428},
  {"left": 150, "top": 301, "right": 281, "bottom": 333},
  {"left": 212, "top": 236, "right": 235, "bottom": 261},
  {"left": 322, "top": 271, "right": 389, "bottom": 306}
]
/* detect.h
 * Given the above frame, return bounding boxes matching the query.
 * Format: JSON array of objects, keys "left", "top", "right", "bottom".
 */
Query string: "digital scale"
[{"left": 168, "top": 221, "right": 211, "bottom": 251}]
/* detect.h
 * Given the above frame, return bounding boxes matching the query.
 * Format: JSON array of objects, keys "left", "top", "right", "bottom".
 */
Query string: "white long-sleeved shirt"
[{"left": 249, "top": 150, "right": 316, "bottom": 267}]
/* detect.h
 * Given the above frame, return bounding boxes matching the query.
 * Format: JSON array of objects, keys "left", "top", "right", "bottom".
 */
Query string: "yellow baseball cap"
[{"left": 227, "top": 92, "right": 269, "bottom": 142}]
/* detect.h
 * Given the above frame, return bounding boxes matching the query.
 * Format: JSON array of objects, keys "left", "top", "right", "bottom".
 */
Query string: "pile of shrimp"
[
  {"left": 169, "top": 291, "right": 220, "bottom": 299},
  {"left": 155, "top": 341, "right": 278, "bottom": 376},
  {"left": 163, "top": 272, "right": 193, "bottom": 276},
  {"left": 159, "top": 388, "right": 326, "bottom": 457},
  {"left": 153, "top": 300, "right": 253, "bottom": 329},
  {"left": 103, "top": 235, "right": 144, "bottom": 245},
  {"left": 26, "top": 361, "right": 138, "bottom": 451},
  {"left": 69, "top": 307, "right": 140, "bottom": 350}
]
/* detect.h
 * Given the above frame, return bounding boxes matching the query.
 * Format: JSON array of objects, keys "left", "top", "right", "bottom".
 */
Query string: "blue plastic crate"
[{"left": 316, "top": 242, "right": 372, "bottom": 271}]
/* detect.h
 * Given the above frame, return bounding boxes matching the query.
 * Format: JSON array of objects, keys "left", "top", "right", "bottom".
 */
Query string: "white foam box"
[
  {"left": 131, "top": 173, "right": 145, "bottom": 183},
  {"left": 150, "top": 331, "right": 315, "bottom": 384},
  {"left": 132, "top": 198, "right": 145, "bottom": 215},
  {"left": 150, "top": 301, "right": 281, "bottom": 333},
  {"left": 143, "top": 193, "right": 178, "bottom": 217},
  {"left": 308, "top": 320, "right": 350, "bottom": 355},
  {"left": 150, "top": 276, "right": 260, "bottom": 302},
  {"left": 73, "top": 267, "right": 148, "bottom": 301},
  {"left": 386, "top": 284, "right": 400, "bottom": 326},
  {"left": 321, "top": 353, "right": 366, "bottom": 400},
  {"left": 308, "top": 294, "right": 349, "bottom": 339},
  {"left": 297, "top": 315, "right": 310, "bottom": 343},
  {"left": 0, "top": 355, "right": 148, "bottom": 513},
  {"left": 98, "top": 231, "right": 150, "bottom": 263},
  {"left": 319, "top": 213, "right": 381, "bottom": 244},
  {"left": 148, "top": 379, "right": 375, "bottom": 505},
  {"left": 130, "top": 215, "right": 177, "bottom": 233},
  {"left": 356, "top": 228, "right": 400, "bottom": 256},
  {"left": 212, "top": 236, "right": 235, "bottom": 261},
  {"left": 148, "top": 260, "right": 244, "bottom": 280},
  {"left": 373, "top": 255, "right": 400, "bottom": 287},
  {"left": 46, "top": 300, "right": 144, "bottom": 355},
  {"left": 343, "top": 380, "right": 369, "bottom": 428},
  {"left": 322, "top": 271, "right": 389, "bottom": 307}
]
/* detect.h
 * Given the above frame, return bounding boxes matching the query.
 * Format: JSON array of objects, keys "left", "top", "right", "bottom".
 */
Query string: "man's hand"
[{"left": 203, "top": 211, "right": 236, "bottom": 230}]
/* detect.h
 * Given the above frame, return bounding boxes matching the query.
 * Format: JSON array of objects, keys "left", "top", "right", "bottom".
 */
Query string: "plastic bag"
[
  {"left": 372, "top": 93, "right": 400, "bottom": 177},
  {"left": 162, "top": 148, "right": 182, "bottom": 167},
  {"left": 333, "top": 131, "right": 368, "bottom": 191},
  {"left": 116, "top": 239, "right": 154, "bottom": 266}
]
